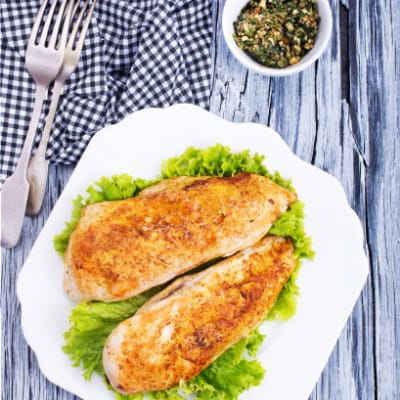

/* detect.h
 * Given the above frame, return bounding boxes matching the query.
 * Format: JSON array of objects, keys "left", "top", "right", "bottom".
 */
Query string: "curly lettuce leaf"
[
  {"left": 63, "top": 294, "right": 152, "bottom": 380},
  {"left": 182, "top": 329, "right": 265, "bottom": 400},
  {"left": 266, "top": 201, "right": 315, "bottom": 320},
  {"left": 161, "top": 144, "right": 268, "bottom": 178},
  {"left": 161, "top": 144, "right": 294, "bottom": 191},
  {"left": 53, "top": 195, "right": 85, "bottom": 256},
  {"left": 269, "top": 201, "right": 315, "bottom": 259},
  {"left": 59, "top": 144, "right": 314, "bottom": 400},
  {"left": 65, "top": 295, "right": 265, "bottom": 400}
]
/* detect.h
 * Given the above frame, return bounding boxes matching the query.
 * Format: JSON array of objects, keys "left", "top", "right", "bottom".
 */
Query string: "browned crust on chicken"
[
  {"left": 64, "top": 173, "right": 297, "bottom": 302},
  {"left": 103, "top": 235, "right": 297, "bottom": 394}
]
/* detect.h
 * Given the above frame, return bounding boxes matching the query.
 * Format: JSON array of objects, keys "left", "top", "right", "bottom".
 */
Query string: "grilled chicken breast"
[
  {"left": 103, "top": 235, "right": 297, "bottom": 394},
  {"left": 64, "top": 173, "right": 296, "bottom": 302}
]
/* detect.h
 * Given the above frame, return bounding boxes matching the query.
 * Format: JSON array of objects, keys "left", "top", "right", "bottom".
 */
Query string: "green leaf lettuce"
[{"left": 58, "top": 144, "right": 314, "bottom": 399}]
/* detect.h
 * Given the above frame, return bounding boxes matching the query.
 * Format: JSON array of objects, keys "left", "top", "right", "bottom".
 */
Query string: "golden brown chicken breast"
[
  {"left": 103, "top": 235, "right": 297, "bottom": 394},
  {"left": 64, "top": 173, "right": 296, "bottom": 302}
]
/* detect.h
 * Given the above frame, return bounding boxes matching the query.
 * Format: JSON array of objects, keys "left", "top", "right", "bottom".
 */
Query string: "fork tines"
[
  {"left": 30, "top": 0, "right": 72, "bottom": 48},
  {"left": 68, "top": 0, "right": 97, "bottom": 50}
]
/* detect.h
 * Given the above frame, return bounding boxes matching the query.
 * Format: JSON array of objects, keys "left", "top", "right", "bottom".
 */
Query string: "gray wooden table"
[{"left": 2, "top": 0, "right": 399, "bottom": 399}]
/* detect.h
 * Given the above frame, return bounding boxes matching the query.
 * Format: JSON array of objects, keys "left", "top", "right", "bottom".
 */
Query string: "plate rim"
[{"left": 16, "top": 104, "right": 369, "bottom": 400}]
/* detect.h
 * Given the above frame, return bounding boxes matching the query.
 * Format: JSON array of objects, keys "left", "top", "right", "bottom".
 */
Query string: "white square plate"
[{"left": 17, "top": 104, "right": 369, "bottom": 400}]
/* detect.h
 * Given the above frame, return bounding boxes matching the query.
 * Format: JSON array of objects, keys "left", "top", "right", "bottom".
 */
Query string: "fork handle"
[
  {"left": 18, "top": 85, "right": 48, "bottom": 170},
  {"left": 1, "top": 85, "right": 47, "bottom": 248},
  {"left": 26, "top": 79, "right": 64, "bottom": 216}
]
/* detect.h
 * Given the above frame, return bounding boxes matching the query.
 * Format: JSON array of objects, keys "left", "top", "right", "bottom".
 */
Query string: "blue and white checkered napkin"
[{"left": 0, "top": 0, "right": 212, "bottom": 185}]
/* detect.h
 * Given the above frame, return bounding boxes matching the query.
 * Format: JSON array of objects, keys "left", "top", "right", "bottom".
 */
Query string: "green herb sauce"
[{"left": 233, "top": 0, "right": 320, "bottom": 68}]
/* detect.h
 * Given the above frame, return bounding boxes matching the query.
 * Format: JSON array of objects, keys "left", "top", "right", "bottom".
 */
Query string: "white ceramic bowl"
[{"left": 222, "top": 0, "right": 333, "bottom": 76}]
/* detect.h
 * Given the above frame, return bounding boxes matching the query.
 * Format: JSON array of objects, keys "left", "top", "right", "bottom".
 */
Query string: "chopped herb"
[{"left": 233, "top": 0, "right": 320, "bottom": 68}]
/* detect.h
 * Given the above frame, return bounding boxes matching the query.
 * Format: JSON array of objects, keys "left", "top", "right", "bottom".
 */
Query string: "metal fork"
[
  {"left": 26, "top": 0, "right": 97, "bottom": 216},
  {"left": 0, "top": 0, "right": 73, "bottom": 248}
]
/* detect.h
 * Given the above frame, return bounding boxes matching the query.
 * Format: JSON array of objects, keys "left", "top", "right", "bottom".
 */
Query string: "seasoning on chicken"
[
  {"left": 64, "top": 173, "right": 297, "bottom": 302},
  {"left": 103, "top": 235, "right": 297, "bottom": 394}
]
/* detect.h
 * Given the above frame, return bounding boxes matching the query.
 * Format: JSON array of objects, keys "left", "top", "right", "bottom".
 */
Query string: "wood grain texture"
[{"left": 1, "top": 0, "right": 399, "bottom": 399}]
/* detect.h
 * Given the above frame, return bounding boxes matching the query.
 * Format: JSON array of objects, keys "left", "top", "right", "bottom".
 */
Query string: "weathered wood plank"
[
  {"left": 1, "top": 165, "right": 75, "bottom": 400},
  {"left": 210, "top": 2, "right": 364, "bottom": 399},
  {"left": 209, "top": 1, "right": 272, "bottom": 124},
  {"left": 361, "top": 0, "right": 400, "bottom": 396},
  {"left": 309, "top": 3, "right": 377, "bottom": 396},
  {"left": 210, "top": 1, "right": 399, "bottom": 400}
]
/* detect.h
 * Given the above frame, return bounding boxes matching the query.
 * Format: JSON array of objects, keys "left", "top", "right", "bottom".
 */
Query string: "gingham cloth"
[{"left": 0, "top": 0, "right": 212, "bottom": 185}]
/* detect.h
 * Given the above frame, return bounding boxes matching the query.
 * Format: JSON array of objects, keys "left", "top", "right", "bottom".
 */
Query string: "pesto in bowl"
[{"left": 233, "top": 0, "right": 320, "bottom": 68}]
